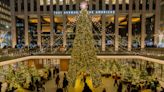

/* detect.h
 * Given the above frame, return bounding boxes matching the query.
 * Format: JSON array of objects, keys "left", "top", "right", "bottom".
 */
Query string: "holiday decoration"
[
  {"left": 28, "top": 64, "right": 40, "bottom": 84},
  {"left": 15, "top": 62, "right": 31, "bottom": 88},
  {"left": 67, "top": 8, "right": 102, "bottom": 88},
  {"left": 5, "top": 65, "right": 21, "bottom": 90},
  {"left": 80, "top": 1, "right": 88, "bottom": 9}
]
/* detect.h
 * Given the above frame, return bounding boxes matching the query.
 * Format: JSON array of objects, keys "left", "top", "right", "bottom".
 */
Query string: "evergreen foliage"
[{"left": 68, "top": 9, "right": 102, "bottom": 87}]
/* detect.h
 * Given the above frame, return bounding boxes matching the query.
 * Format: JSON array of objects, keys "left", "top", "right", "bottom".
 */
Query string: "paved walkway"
[
  {"left": 16, "top": 72, "right": 154, "bottom": 92},
  {"left": 44, "top": 72, "right": 121, "bottom": 92}
]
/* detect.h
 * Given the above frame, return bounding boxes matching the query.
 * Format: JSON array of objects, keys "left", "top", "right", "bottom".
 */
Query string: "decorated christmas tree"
[
  {"left": 28, "top": 64, "right": 40, "bottom": 83},
  {"left": 68, "top": 2, "right": 102, "bottom": 88},
  {"left": 5, "top": 65, "right": 21, "bottom": 89},
  {"left": 15, "top": 62, "right": 31, "bottom": 88}
]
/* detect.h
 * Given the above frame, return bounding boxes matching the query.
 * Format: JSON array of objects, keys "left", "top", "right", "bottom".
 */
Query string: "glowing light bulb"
[{"left": 80, "top": 1, "right": 88, "bottom": 9}]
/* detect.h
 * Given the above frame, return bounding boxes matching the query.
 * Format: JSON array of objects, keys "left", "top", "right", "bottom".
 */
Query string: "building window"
[
  {"left": 34, "top": 0, "right": 37, "bottom": 11},
  {"left": 21, "top": 0, "right": 24, "bottom": 11},
  {"left": 66, "top": 0, "right": 70, "bottom": 5},
  {"left": 15, "top": 0, "right": 18, "bottom": 12},
  {"left": 59, "top": 0, "right": 63, "bottom": 5},
  {"left": 47, "top": 0, "right": 50, "bottom": 5},
  {"left": 40, "top": 0, "right": 44, "bottom": 5},
  {"left": 119, "top": 0, "right": 123, "bottom": 10}
]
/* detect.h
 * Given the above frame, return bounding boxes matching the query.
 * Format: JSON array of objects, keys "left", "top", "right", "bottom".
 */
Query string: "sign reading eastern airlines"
[{"left": 54, "top": 10, "right": 115, "bottom": 15}]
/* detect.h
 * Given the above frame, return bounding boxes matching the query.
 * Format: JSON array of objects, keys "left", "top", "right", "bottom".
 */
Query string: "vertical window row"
[{"left": 13, "top": 0, "right": 157, "bottom": 12}]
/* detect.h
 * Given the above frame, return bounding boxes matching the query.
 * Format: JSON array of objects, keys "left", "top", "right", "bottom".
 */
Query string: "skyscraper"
[{"left": 0, "top": 0, "right": 11, "bottom": 48}]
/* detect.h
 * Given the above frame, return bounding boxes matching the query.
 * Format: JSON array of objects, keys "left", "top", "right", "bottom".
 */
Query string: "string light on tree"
[{"left": 67, "top": 7, "right": 102, "bottom": 88}]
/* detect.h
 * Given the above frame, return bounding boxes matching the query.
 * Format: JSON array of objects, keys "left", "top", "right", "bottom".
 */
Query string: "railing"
[{"left": 0, "top": 47, "right": 164, "bottom": 62}]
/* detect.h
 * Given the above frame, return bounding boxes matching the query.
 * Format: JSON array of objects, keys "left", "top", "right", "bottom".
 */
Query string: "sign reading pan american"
[{"left": 54, "top": 10, "right": 115, "bottom": 15}]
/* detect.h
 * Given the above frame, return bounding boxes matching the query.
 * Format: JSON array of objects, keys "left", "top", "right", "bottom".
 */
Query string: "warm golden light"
[
  {"left": 42, "top": 26, "right": 50, "bottom": 32},
  {"left": 29, "top": 19, "right": 38, "bottom": 23},
  {"left": 120, "top": 18, "right": 140, "bottom": 25},
  {"left": 54, "top": 17, "right": 63, "bottom": 23},
  {"left": 92, "top": 16, "right": 101, "bottom": 22},
  {"left": 44, "top": 17, "right": 50, "bottom": 23},
  {"left": 110, "top": 16, "right": 125, "bottom": 22},
  {"left": 132, "top": 18, "right": 140, "bottom": 22},
  {"left": 57, "top": 26, "right": 63, "bottom": 31},
  {"left": 68, "top": 16, "right": 76, "bottom": 22},
  {"left": 120, "top": 21, "right": 127, "bottom": 25}
]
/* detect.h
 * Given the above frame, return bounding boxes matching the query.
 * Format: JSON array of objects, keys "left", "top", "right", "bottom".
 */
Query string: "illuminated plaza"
[{"left": 0, "top": 0, "right": 164, "bottom": 92}]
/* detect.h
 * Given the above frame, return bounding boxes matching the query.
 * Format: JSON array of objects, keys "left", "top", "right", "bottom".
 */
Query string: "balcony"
[{"left": 0, "top": 47, "right": 164, "bottom": 62}]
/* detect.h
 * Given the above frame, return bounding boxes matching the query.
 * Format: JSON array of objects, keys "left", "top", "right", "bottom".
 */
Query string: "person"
[
  {"left": 114, "top": 78, "right": 118, "bottom": 87},
  {"left": 28, "top": 82, "right": 35, "bottom": 91},
  {"left": 113, "top": 73, "right": 118, "bottom": 87},
  {"left": 161, "top": 87, "right": 164, "bottom": 92},
  {"left": 38, "top": 82, "right": 45, "bottom": 92},
  {"left": 0, "top": 82, "right": 2, "bottom": 92},
  {"left": 56, "top": 67, "right": 59, "bottom": 74},
  {"left": 150, "top": 82, "right": 156, "bottom": 92},
  {"left": 41, "top": 77, "right": 45, "bottom": 84},
  {"left": 138, "top": 84, "right": 141, "bottom": 91},
  {"left": 131, "top": 85, "right": 138, "bottom": 92},
  {"left": 62, "top": 73, "right": 68, "bottom": 92},
  {"left": 154, "top": 78, "right": 159, "bottom": 92},
  {"left": 48, "top": 69, "right": 51, "bottom": 80},
  {"left": 83, "top": 75, "right": 86, "bottom": 83},
  {"left": 82, "top": 82, "right": 92, "bottom": 92},
  {"left": 35, "top": 79, "right": 41, "bottom": 92},
  {"left": 56, "top": 75, "right": 60, "bottom": 88},
  {"left": 8, "top": 86, "right": 17, "bottom": 92},
  {"left": 53, "top": 67, "right": 56, "bottom": 77},
  {"left": 117, "top": 82, "right": 123, "bottom": 92},
  {"left": 56, "top": 88, "right": 63, "bottom": 92},
  {"left": 102, "top": 88, "right": 106, "bottom": 92},
  {"left": 126, "top": 84, "right": 131, "bottom": 92},
  {"left": 31, "top": 76, "right": 34, "bottom": 84}
]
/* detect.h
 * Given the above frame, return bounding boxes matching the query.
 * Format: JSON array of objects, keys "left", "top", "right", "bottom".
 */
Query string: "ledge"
[{"left": 0, "top": 55, "right": 164, "bottom": 66}]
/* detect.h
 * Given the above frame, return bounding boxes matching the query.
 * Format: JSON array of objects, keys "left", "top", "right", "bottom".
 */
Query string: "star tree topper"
[{"left": 80, "top": 1, "right": 88, "bottom": 9}]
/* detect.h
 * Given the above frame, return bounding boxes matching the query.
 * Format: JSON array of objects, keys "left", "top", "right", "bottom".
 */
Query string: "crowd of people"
[
  {"left": 0, "top": 66, "right": 61, "bottom": 92},
  {"left": 1, "top": 65, "right": 164, "bottom": 92},
  {"left": 49, "top": 69, "right": 164, "bottom": 92},
  {"left": 112, "top": 73, "right": 164, "bottom": 92},
  {"left": 56, "top": 73, "right": 69, "bottom": 92}
]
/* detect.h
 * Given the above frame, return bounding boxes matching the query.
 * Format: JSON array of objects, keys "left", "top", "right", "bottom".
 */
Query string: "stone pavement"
[
  {"left": 25, "top": 72, "right": 152, "bottom": 92},
  {"left": 44, "top": 72, "right": 121, "bottom": 92}
]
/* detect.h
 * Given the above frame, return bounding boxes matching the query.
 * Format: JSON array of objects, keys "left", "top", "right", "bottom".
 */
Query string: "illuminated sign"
[{"left": 54, "top": 10, "right": 115, "bottom": 15}]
